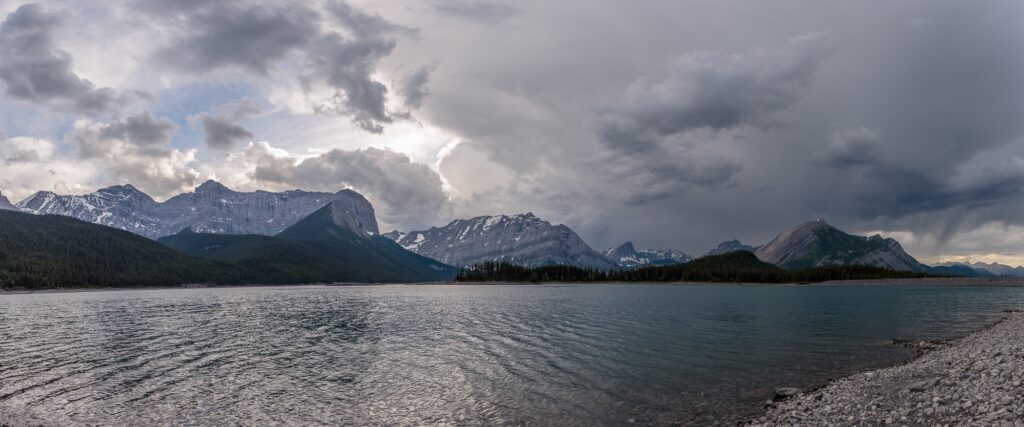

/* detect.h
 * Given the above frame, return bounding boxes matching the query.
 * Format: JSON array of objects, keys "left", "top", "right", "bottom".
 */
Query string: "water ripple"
[{"left": 1, "top": 284, "right": 1023, "bottom": 426}]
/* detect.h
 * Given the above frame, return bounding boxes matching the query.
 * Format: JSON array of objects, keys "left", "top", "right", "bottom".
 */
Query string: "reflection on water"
[{"left": 1, "top": 284, "right": 1023, "bottom": 425}]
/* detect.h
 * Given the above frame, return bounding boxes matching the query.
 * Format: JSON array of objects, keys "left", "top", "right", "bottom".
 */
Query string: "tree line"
[{"left": 454, "top": 252, "right": 935, "bottom": 284}]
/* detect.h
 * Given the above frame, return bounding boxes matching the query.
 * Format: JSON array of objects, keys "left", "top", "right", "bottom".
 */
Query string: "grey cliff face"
[
  {"left": 753, "top": 219, "right": 926, "bottom": 271},
  {"left": 326, "top": 190, "right": 379, "bottom": 235},
  {"left": 15, "top": 180, "right": 362, "bottom": 239},
  {"left": 603, "top": 241, "right": 692, "bottom": 268},
  {"left": 390, "top": 213, "right": 616, "bottom": 269}
]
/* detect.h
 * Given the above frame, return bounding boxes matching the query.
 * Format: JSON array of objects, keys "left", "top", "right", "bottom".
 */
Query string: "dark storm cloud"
[
  {"left": 432, "top": 1, "right": 520, "bottom": 23},
  {"left": 812, "top": 128, "right": 881, "bottom": 168},
  {"left": 326, "top": 0, "right": 418, "bottom": 38},
  {"left": 397, "top": 65, "right": 434, "bottom": 109},
  {"left": 77, "top": 111, "right": 177, "bottom": 157},
  {"left": 0, "top": 3, "right": 124, "bottom": 116},
  {"left": 188, "top": 99, "right": 260, "bottom": 150},
  {"left": 146, "top": 0, "right": 416, "bottom": 134},
  {"left": 301, "top": 1, "right": 421, "bottom": 133},
  {"left": 302, "top": 34, "right": 398, "bottom": 133},
  {"left": 194, "top": 114, "right": 253, "bottom": 150},
  {"left": 596, "top": 33, "right": 833, "bottom": 152},
  {"left": 155, "top": 2, "right": 318, "bottom": 75},
  {"left": 818, "top": 134, "right": 1024, "bottom": 224}
]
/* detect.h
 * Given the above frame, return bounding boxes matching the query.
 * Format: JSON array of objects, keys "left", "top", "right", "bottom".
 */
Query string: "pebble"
[{"left": 750, "top": 312, "right": 1024, "bottom": 426}]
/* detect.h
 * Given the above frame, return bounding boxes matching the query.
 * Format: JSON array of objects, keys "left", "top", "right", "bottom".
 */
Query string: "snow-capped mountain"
[
  {"left": 0, "top": 191, "right": 18, "bottom": 211},
  {"left": 385, "top": 213, "right": 616, "bottom": 269},
  {"left": 603, "top": 242, "right": 692, "bottom": 268},
  {"left": 704, "top": 239, "right": 758, "bottom": 256},
  {"left": 753, "top": 219, "right": 926, "bottom": 271},
  {"left": 15, "top": 180, "right": 364, "bottom": 239}
]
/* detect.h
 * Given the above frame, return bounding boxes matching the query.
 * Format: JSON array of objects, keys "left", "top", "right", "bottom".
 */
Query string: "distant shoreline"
[{"left": 5, "top": 277, "right": 1024, "bottom": 295}]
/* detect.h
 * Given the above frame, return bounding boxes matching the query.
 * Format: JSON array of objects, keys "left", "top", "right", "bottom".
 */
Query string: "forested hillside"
[
  {"left": 161, "top": 203, "right": 458, "bottom": 283},
  {"left": 0, "top": 210, "right": 259, "bottom": 289}
]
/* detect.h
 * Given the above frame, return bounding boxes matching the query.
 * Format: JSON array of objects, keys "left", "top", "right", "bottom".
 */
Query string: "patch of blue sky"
[{"left": 148, "top": 81, "right": 264, "bottom": 150}]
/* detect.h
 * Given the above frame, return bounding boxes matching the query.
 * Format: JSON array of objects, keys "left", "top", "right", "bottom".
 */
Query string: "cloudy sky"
[{"left": 2, "top": 0, "right": 1024, "bottom": 264}]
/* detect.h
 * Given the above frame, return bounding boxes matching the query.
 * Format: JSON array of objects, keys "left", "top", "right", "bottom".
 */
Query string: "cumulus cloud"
[
  {"left": 1, "top": 136, "right": 55, "bottom": 164},
  {"left": 301, "top": 34, "right": 398, "bottom": 133},
  {"left": 237, "top": 142, "right": 449, "bottom": 230},
  {"left": 188, "top": 101, "right": 260, "bottom": 150},
  {"left": 0, "top": 3, "right": 126, "bottom": 116},
  {"left": 194, "top": 114, "right": 254, "bottom": 150},
  {"left": 144, "top": 0, "right": 415, "bottom": 134},
  {"left": 153, "top": 2, "right": 318, "bottom": 75},
  {"left": 70, "top": 112, "right": 199, "bottom": 197}
]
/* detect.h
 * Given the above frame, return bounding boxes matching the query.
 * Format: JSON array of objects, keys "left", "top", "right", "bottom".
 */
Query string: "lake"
[{"left": 1, "top": 284, "right": 1023, "bottom": 425}]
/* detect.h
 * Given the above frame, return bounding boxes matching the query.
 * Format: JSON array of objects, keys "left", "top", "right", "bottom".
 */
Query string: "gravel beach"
[{"left": 752, "top": 311, "right": 1024, "bottom": 426}]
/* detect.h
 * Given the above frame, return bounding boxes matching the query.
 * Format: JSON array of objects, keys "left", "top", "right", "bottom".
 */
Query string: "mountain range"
[
  {"left": 159, "top": 197, "right": 456, "bottom": 283},
  {"left": 603, "top": 242, "right": 692, "bottom": 268},
  {"left": 15, "top": 180, "right": 351, "bottom": 239},
  {"left": 2, "top": 182, "right": 1019, "bottom": 280},
  {"left": 935, "top": 261, "right": 1024, "bottom": 277},
  {"left": 0, "top": 193, "right": 456, "bottom": 288}
]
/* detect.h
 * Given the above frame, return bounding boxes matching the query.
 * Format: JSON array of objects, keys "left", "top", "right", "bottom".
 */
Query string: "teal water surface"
[{"left": 1, "top": 284, "right": 1023, "bottom": 425}]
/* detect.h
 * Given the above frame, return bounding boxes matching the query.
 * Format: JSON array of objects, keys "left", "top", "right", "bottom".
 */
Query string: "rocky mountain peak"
[
  {"left": 610, "top": 241, "right": 637, "bottom": 254},
  {"left": 195, "top": 180, "right": 231, "bottom": 194},
  {"left": 754, "top": 220, "right": 925, "bottom": 271},
  {"left": 0, "top": 191, "right": 17, "bottom": 211},
  {"left": 604, "top": 241, "right": 692, "bottom": 268},
  {"left": 705, "top": 239, "right": 758, "bottom": 256},
  {"left": 327, "top": 191, "right": 379, "bottom": 235},
  {"left": 393, "top": 212, "right": 615, "bottom": 269},
  {"left": 96, "top": 184, "right": 153, "bottom": 201}
]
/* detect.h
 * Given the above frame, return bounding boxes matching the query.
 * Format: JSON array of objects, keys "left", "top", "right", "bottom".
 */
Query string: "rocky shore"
[{"left": 752, "top": 311, "right": 1024, "bottom": 425}]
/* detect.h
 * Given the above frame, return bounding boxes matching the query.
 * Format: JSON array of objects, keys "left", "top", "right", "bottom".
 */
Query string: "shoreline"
[
  {"left": 5, "top": 277, "right": 1024, "bottom": 295},
  {"left": 751, "top": 310, "right": 1024, "bottom": 425}
]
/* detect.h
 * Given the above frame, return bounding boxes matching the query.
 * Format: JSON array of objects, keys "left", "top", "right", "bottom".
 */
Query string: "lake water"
[{"left": 1, "top": 284, "right": 1023, "bottom": 426}]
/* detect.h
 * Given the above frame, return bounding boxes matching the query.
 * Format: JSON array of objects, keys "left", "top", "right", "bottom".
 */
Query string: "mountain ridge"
[
  {"left": 160, "top": 198, "right": 457, "bottom": 283},
  {"left": 15, "top": 180, "right": 354, "bottom": 239},
  {"left": 753, "top": 219, "right": 926, "bottom": 271},
  {"left": 0, "top": 209, "right": 260, "bottom": 289},
  {"left": 387, "top": 213, "right": 616, "bottom": 269},
  {"left": 603, "top": 241, "right": 692, "bottom": 268}
]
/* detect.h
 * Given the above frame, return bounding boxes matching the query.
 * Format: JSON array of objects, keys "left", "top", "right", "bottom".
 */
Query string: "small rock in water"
[{"left": 773, "top": 388, "right": 801, "bottom": 401}]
